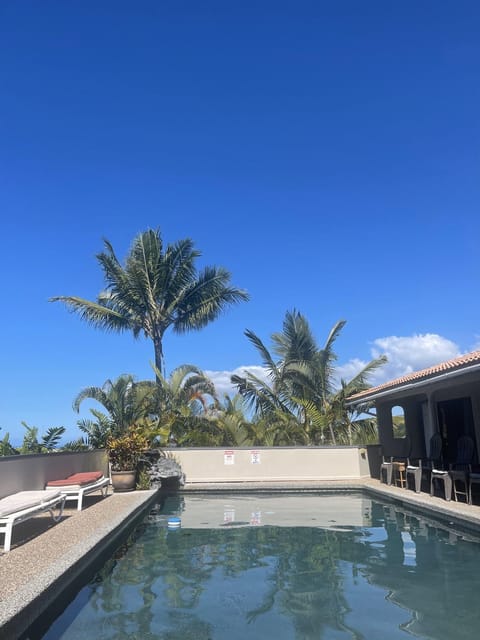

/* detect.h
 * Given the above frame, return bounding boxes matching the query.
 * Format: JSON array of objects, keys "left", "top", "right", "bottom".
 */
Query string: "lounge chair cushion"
[
  {"left": 0, "top": 490, "right": 62, "bottom": 518},
  {"left": 46, "top": 471, "right": 104, "bottom": 488}
]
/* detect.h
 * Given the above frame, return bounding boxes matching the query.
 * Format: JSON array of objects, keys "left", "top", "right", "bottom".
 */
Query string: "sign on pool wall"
[
  {"left": 250, "top": 450, "right": 261, "bottom": 464},
  {"left": 224, "top": 450, "right": 235, "bottom": 465}
]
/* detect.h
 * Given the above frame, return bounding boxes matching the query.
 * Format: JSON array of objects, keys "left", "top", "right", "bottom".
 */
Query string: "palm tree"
[
  {"left": 19, "top": 422, "right": 66, "bottom": 453},
  {"left": 232, "top": 310, "right": 386, "bottom": 444},
  {"left": 0, "top": 429, "right": 18, "bottom": 456},
  {"left": 51, "top": 228, "right": 249, "bottom": 375},
  {"left": 149, "top": 364, "right": 219, "bottom": 445},
  {"left": 73, "top": 374, "right": 153, "bottom": 438}
]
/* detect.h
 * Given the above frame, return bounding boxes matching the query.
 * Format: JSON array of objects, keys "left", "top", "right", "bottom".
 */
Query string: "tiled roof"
[{"left": 347, "top": 350, "right": 480, "bottom": 403}]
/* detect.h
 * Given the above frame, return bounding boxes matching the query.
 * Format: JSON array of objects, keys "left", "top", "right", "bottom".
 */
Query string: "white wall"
[
  {"left": 0, "top": 446, "right": 375, "bottom": 499},
  {"left": 167, "top": 446, "right": 372, "bottom": 483}
]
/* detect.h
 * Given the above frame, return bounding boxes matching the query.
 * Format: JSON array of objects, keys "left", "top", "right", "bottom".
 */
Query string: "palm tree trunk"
[
  {"left": 153, "top": 336, "right": 164, "bottom": 382},
  {"left": 328, "top": 422, "right": 336, "bottom": 445}
]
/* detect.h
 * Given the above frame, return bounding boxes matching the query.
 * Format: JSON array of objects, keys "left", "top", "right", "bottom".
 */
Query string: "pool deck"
[{"left": 2, "top": 479, "right": 480, "bottom": 639}]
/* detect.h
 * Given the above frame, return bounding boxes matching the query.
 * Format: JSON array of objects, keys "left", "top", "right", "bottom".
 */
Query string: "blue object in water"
[{"left": 167, "top": 516, "right": 181, "bottom": 529}]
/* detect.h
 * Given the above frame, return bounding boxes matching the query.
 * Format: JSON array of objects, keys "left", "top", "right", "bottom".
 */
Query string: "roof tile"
[{"left": 348, "top": 350, "right": 480, "bottom": 402}]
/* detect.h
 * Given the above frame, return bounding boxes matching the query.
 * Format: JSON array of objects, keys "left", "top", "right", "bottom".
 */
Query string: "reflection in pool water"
[{"left": 40, "top": 493, "right": 480, "bottom": 639}]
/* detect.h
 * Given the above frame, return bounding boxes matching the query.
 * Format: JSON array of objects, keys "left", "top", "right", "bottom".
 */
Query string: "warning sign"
[
  {"left": 224, "top": 450, "right": 235, "bottom": 465},
  {"left": 251, "top": 450, "right": 261, "bottom": 464}
]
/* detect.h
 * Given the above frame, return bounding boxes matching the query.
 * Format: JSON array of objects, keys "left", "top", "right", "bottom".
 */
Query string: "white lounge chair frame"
[
  {"left": 0, "top": 492, "right": 66, "bottom": 553},
  {"left": 56, "top": 476, "right": 110, "bottom": 511}
]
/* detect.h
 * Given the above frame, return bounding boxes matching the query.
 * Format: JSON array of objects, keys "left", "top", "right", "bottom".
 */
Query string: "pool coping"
[
  {"left": 2, "top": 478, "right": 480, "bottom": 638},
  {"left": 0, "top": 490, "right": 158, "bottom": 640}
]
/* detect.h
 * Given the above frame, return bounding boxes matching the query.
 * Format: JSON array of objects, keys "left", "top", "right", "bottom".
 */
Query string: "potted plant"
[{"left": 107, "top": 427, "right": 148, "bottom": 492}]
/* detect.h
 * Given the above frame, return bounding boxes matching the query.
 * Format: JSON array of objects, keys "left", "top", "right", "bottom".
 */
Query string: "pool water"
[{"left": 38, "top": 493, "right": 480, "bottom": 640}]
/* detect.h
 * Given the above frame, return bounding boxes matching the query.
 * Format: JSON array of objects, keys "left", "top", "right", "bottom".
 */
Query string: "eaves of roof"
[{"left": 346, "top": 350, "right": 480, "bottom": 405}]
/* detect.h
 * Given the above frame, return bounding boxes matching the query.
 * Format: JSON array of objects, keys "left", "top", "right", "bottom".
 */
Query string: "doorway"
[{"left": 436, "top": 397, "right": 477, "bottom": 463}]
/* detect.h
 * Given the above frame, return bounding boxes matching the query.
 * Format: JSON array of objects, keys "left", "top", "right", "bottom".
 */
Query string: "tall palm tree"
[
  {"left": 232, "top": 310, "right": 386, "bottom": 444},
  {"left": 51, "top": 228, "right": 249, "bottom": 375}
]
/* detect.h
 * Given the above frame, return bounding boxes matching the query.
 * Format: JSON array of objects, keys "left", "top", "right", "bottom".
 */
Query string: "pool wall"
[
  {"left": 0, "top": 446, "right": 381, "bottom": 499},
  {"left": 169, "top": 445, "right": 379, "bottom": 483},
  {"left": 0, "top": 450, "right": 109, "bottom": 499}
]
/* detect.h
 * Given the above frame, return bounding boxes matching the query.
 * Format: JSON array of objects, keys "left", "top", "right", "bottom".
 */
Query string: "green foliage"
[
  {"left": 51, "top": 228, "right": 248, "bottom": 374},
  {"left": 42, "top": 426, "right": 67, "bottom": 451},
  {"left": 73, "top": 375, "right": 153, "bottom": 438},
  {"left": 76, "top": 412, "right": 112, "bottom": 449},
  {"left": 61, "top": 438, "right": 90, "bottom": 451},
  {"left": 232, "top": 310, "right": 386, "bottom": 446},
  {"left": 19, "top": 422, "right": 66, "bottom": 454},
  {"left": 106, "top": 427, "right": 149, "bottom": 471},
  {"left": 136, "top": 468, "right": 151, "bottom": 490},
  {"left": 0, "top": 429, "right": 18, "bottom": 456},
  {"left": 148, "top": 363, "right": 219, "bottom": 445}
]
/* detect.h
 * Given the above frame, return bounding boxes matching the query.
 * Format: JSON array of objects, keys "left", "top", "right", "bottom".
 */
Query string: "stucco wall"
[
  {"left": 0, "top": 447, "right": 376, "bottom": 498},
  {"left": 167, "top": 446, "right": 373, "bottom": 483},
  {"left": 0, "top": 450, "right": 109, "bottom": 499}
]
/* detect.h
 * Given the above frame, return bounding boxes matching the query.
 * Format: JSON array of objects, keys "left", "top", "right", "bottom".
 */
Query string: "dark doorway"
[{"left": 436, "top": 397, "right": 477, "bottom": 464}]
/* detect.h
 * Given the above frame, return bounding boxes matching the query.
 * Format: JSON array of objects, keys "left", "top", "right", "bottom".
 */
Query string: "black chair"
[
  {"left": 468, "top": 469, "right": 480, "bottom": 505},
  {"left": 430, "top": 434, "right": 452, "bottom": 502},
  {"left": 406, "top": 433, "right": 443, "bottom": 494},
  {"left": 449, "top": 435, "right": 474, "bottom": 502}
]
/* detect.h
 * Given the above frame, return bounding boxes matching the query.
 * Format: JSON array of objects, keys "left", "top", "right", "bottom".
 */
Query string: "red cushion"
[{"left": 47, "top": 471, "right": 103, "bottom": 487}]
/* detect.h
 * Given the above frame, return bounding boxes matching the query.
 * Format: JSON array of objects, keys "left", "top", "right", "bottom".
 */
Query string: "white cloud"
[
  {"left": 338, "top": 334, "right": 461, "bottom": 388},
  {"left": 369, "top": 334, "right": 460, "bottom": 384},
  {"left": 205, "top": 366, "right": 270, "bottom": 397},
  {"left": 206, "top": 333, "right": 463, "bottom": 396}
]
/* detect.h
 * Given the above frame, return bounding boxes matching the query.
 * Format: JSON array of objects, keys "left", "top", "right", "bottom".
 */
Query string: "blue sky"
[{"left": 1, "top": 1, "right": 479, "bottom": 445}]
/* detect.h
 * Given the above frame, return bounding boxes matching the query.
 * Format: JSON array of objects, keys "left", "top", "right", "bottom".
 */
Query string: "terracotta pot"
[{"left": 111, "top": 470, "right": 136, "bottom": 492}]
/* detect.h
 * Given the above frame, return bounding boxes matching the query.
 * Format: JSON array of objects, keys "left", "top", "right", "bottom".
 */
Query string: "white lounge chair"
[
  {"left": 0, "top": 490, "right": 66, "bottom": 553},
  {"left": 45, "top": 471, "right": 110, "bottom": 511}
]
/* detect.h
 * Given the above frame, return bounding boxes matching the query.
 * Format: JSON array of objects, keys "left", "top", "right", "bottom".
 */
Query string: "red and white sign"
[{"left": 224, "top": 450, "right": 235, "bottom": 465}]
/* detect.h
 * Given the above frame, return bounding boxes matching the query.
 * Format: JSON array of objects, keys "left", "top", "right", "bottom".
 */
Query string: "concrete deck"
[
  {"left": 0, "top": 489, "right": 158, "bottom": 640},
  {"left": 2, "top": 479, "right": 480, "bottom": 639}
]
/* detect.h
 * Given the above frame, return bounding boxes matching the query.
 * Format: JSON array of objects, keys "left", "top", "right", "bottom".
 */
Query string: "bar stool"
[
  {"left": 393, "top": 459, "right": 407, "bottom": 487},
  {"left": 449, "top": 436, "right": 474, "bottom": 503}
]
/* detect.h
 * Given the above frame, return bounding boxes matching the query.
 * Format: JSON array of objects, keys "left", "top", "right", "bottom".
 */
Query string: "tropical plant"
[
  {"left": 232, "top": 310, "right": 386, "bottom": 445},
  {"left": 73, "top": 374, "right": 154, "bottom": 440},
  {"left": 0, "top": 429, "right": 18, "bottom": 456},
  {"left": 106, "top": 427, "right": 149, "bottom": 471},
  {"left": 149, "top": 364, "right": 219, "bottom": 445},
  {"left": 19, "top": 422, "right": 66, "bottom": 453},
  {"left": 75, "top": 411, "right": 112, "bottom": 449},
  {"left": 210, "top": 394, "right": 252, "bottom": 446},
  {"left": 61, "top": 438, "right": 91, "bottom": 451},
  {"left": 51, "top": 228, "right": 249, "bottom": 375}
]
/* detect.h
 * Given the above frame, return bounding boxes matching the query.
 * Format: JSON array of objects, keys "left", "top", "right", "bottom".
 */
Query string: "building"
[{"left": 347, "top": 351, "right": 480, "bottom": 465}]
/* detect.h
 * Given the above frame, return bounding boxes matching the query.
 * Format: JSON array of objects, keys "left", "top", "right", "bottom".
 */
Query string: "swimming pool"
[{"left": 32, "top": 492, "right": 480, "bottom": 639}]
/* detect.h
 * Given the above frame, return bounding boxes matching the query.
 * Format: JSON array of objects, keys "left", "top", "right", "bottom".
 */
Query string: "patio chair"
[
  {"left": 430, "top": 434, "right": 453, "bottom": 501},
  {"left": 383, "top": 439, "right": 411, "bottom": 488},
  {"left": 380, "top": 453, "right": 394, "bottom": 485},
  {"left": 0, "top": 490, "right": 66, "bottom": 552},
  {"left": 406, "top": 432, "right": 443, "bottom": 494},
  {"left": 468, "top": 470, "right": 480, "bottom": 505},
  {"left": 45, "top": 471, "right": 109, "bottom": 511},
  {"left": 448, "top": 435, "right": 474, "bottom": 503}
]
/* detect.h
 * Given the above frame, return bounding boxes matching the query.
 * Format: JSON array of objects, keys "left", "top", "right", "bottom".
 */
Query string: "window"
[{"left": 391, "top": 405, "right": 406, "bottom": 439}]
